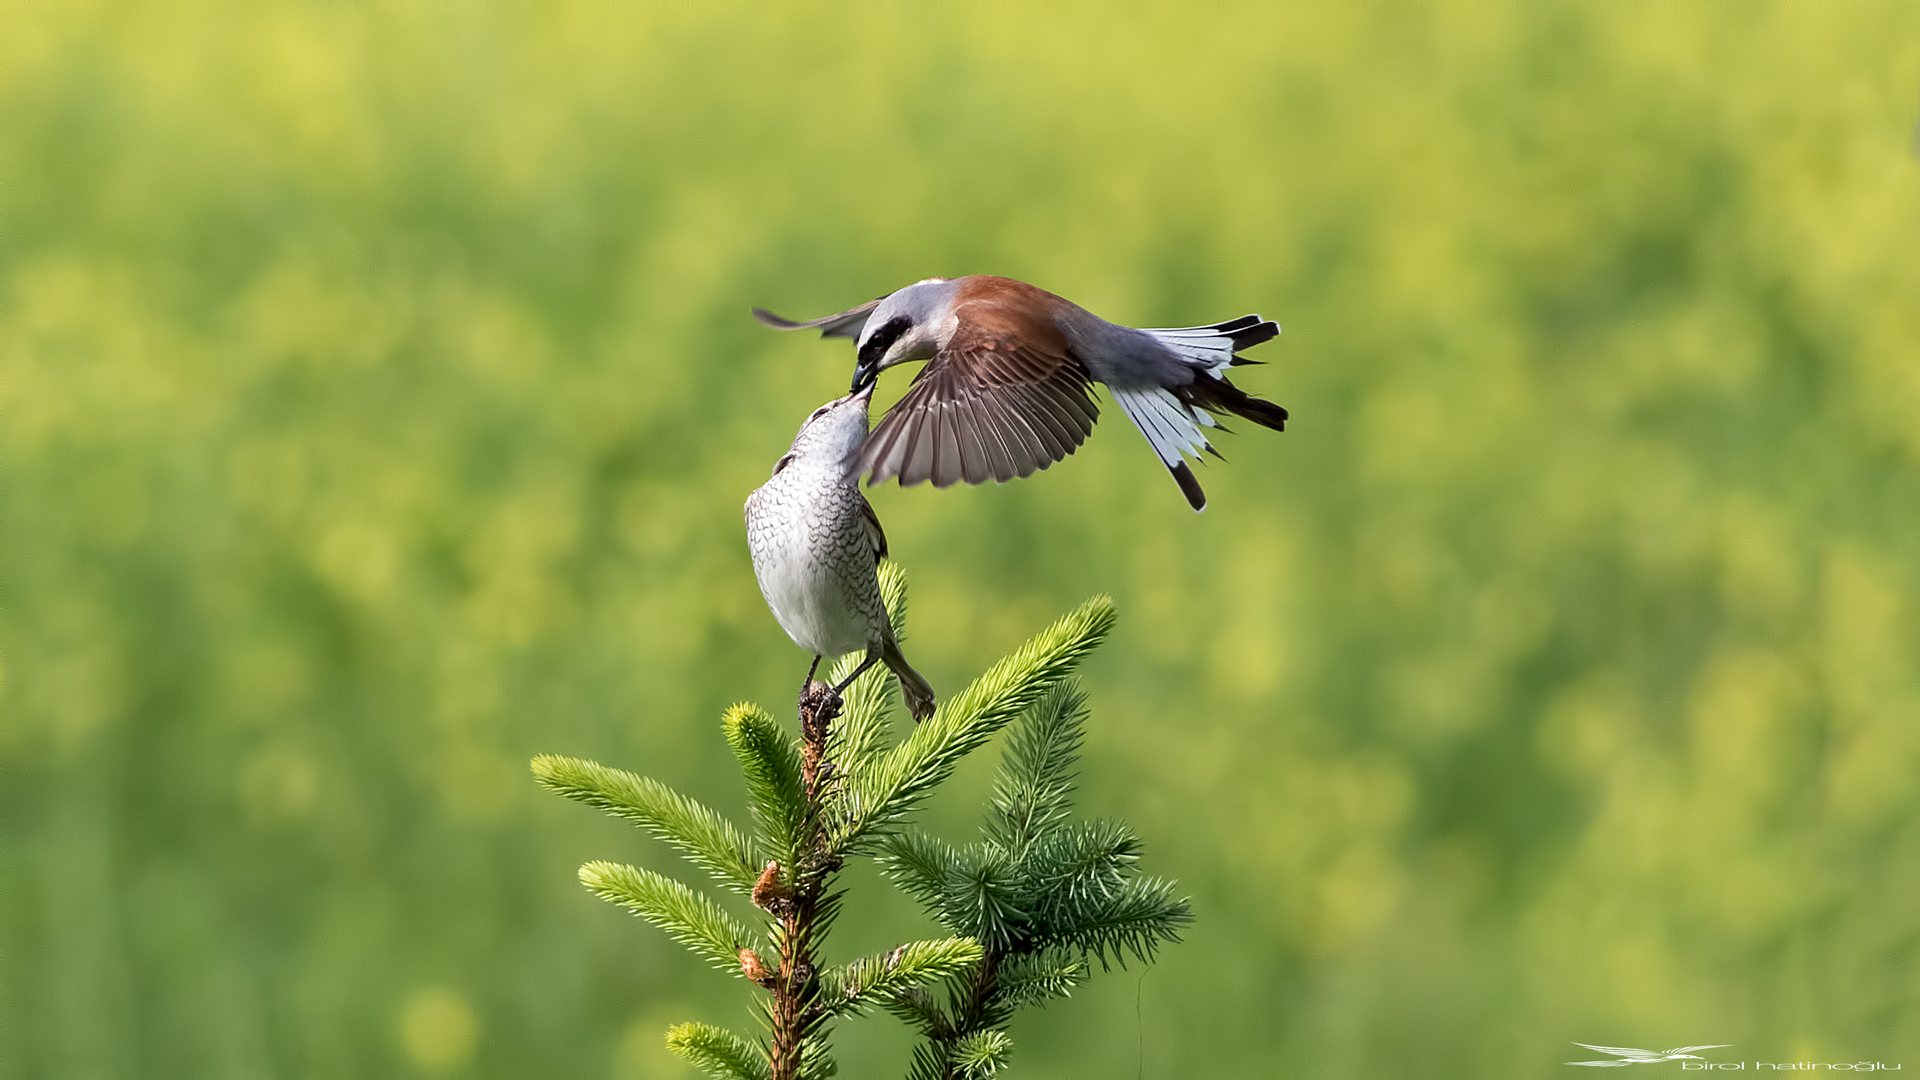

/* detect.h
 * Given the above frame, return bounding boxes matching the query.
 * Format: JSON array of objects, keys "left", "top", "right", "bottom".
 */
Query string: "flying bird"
[
  {"left": 1565, "top": 1044, "right": 1732, "bottom": 1067},
  {"left": 753, "top": 275, "right": 1286, "bottom": 511},
  {"left": 745, "top": 385, "right": 936, "bottom": 721}
]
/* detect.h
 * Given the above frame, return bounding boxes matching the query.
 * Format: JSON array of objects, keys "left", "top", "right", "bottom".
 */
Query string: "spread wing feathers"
[
  {"left": 851, "top": 338, "right": 1099, "bottom": 490},
  {"left": 1142, "top": 315, "right": 1280, "bottom": 372},
  {"left": 1111, "top": 386, "right": 1216, "bottom": 511},
  {"left": 858, "top": 494, "right": 888, "bottom": 563},
  {"left": 752, "top": 297, "right": 884, "bottom": 339},
  {"left": 1664, "top": 1047, "right": 1731, "bottom": 1056}
]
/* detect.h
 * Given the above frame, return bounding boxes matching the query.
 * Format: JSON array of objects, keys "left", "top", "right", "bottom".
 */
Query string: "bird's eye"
[
  {"left": 808, "top": 408, "right": 829, "bottom": 422},
  {"left": 857, "top": 317, "right": 913, "bottom": 367}
]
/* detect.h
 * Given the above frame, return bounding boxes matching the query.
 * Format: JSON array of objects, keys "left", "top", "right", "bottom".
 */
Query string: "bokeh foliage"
[{"left": 3, "top": 1, "right": 1918, "bottom": 1077}]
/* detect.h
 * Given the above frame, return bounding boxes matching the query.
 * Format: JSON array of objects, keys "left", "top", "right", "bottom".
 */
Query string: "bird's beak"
[{"left": 850, "top": 359, "right": 877, "bottom": 394}]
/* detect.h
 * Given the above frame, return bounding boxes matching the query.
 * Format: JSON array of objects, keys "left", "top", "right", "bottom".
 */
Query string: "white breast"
[{"left": 745, "top": 468, "right": 877, "bottom": 659}]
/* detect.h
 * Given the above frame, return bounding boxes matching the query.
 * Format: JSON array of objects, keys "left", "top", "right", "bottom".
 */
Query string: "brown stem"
[{"left": 768, "top": 681, "right": 842, "bottom": 1080}]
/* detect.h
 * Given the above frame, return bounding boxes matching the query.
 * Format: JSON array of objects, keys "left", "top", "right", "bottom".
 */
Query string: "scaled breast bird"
[
  {"left": 753, "top": 275, "right": 1286, "bottom": 511},
  {"left": 745, "top": 385, "right": 937, "bottom": 722}
]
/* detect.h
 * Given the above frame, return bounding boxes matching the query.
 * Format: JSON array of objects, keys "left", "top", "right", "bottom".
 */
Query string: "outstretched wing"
[
  {"left": 1573, "top": 1044, "right": 1661, "bottom": 1060},
  {"left": 1664, "top": 1046, "right": 1731, "bottom": 1056},
  {"left": 851, "top": 306, "right": 1099, "bottom": 489},
  {"left": 752, "top": 297, "right": 884, "bottom": 339}
]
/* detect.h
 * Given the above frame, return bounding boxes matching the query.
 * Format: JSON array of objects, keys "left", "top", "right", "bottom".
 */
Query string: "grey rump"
[{"left": 744, "top": 386, "right": 936, "bottom": 721}]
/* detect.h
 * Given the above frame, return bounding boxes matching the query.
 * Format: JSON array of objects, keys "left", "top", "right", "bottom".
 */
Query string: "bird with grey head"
[
  {"left": 745, "top": 385, "right": 936, "bottom": 721},
  {"left": 754, "top": 275, "right": 1287, "bottom": 511}
]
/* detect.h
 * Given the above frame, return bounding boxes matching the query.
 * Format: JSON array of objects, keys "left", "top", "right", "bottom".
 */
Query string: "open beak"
[{"left": 850, "top": 359, "right": 878, "bottom": 393}]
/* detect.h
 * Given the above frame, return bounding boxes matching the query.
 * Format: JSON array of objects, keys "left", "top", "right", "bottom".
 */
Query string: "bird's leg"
[
  {"left": 825, "top": 654, "right": 879, "bottom": 713},
  {"left": 798, "top": 655, "right": 823, "bottom": 712}
]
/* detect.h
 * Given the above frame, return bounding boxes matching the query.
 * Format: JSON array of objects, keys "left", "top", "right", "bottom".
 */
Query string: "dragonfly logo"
[{"left": 1568, "top": 1044, "right": 1732, "bottom": 1067}]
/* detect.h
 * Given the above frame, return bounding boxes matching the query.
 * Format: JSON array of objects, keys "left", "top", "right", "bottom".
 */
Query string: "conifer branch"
[
  {"left": 1055, "top": 875, "right": 1191, "bottom": 968},
  {"left": 835, "top": 596, "right": 1116, "bottom": 852},
  {"left": 531, "top": 755, "right": 758, "bottom": 893},
  {"left": 905, "top": 1043, "right": 950, "bottom": 1080},
  {"left": 882, "top": 986, "right": 951, "bottom": 1036},
  {"left": 876, "top": 667, "right": 1190, "bottom": 1078},
  {"left": 946, "top": 848, "right": 1028, "bottom": 952},
  {"left": 949, "top": 1030, "right": 1013, "bottom": 1079},
  {"left": 984, "top": 683, "right": 1086, "bottom": 856},
  {"left": 667, "top": 1022, "right": 772, "bottom": 1080},
  {"left": 578, "top": 861, "right": 754, "bottom": 973},
  {"left": 818, "top": 937, "right": 984, "bottom": 1018},
  {"left": 879, "top": 831, "right": 967, "bottom": 913},
  {"left": 993, "top": 951, "right": 1085, "bottom": 1009},
  {"left": 722, "top": 704, "right": 808, "bottom": 866},
  {"left": 1025, "top": 818, "right": 1141, "bottom": 912}
]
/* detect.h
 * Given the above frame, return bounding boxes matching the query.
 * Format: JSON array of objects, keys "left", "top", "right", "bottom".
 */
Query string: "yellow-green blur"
[{"left": 3, "top": 2, "right": 1917, "bottom": 1076}]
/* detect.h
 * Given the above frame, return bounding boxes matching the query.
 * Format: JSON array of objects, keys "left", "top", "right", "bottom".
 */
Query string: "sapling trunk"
[{"left": 762, "top": 683, "right": 839, "bottom": 1080}]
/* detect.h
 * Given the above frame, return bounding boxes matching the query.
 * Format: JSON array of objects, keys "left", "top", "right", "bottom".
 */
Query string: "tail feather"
[
  {"left": 1143, "top": 316, "right": 1280, "bottom": 371},
  {"left": 1114, "top": 315, "right": 1286, "bottom": 510},
  {"left": 1168, "top": 460, "right": 1208, "bottom": 511},
  {"left": 1111, "top": 387, "right": 1213, "bottom": 512},
  {"left": 1182, "top": 374, "right": 1288, "bottom": 432},
  {"left": 880, "top": 637, "right": 936, "bottom": 722}
]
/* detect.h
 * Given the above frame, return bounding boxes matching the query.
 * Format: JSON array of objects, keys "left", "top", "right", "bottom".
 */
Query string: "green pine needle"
[
  {"left": 994, "top": 950, "right": 1086, "bottom": 1009},
  {"left": 531, "top": 755, "right": 757, "bottom": 894},
  {"left": 881, "top": 985, "right": 951, "bottom": 1036},
  {"left": 666, "top": 1022, "right": 770, "bottom": 1080},
  {"left": 824, "top": 652, "right": 897, "bottom": 772},
  {"left": 823, "top": 560, "right": 915, "bottom": 772},
  {"left": 796, "top": 1035, "right": 839, "bottom": 1080},
  {"left": 721, "top": 704, "right": 806, "bottom": 865},
  {"left": 578, "top": 861, "right": 754, "bottom": 973},
  {"left": 951, "top": 1029, "right": 1013, "bottom": 1079},
  {"left": 905, "top": 1042, "right": 949, "bottom": 1080},
  {"left": 836, "top": 595, "right": 1116, "bottom": 852},
  {"left": 876, "top": 559, "right": 909, "bottom": 638},
  {"left": 947, "top": 847, "right": 1027, "bottom": 950},
  {"left": 1024, "top": 818, "right": 1142, "bottom": 915},
  {"left": 1054, "top": 874, "right": 1192, "bottom": 968},
  {"left": 986, "top": 682, "right": 1087, "bottom": 856},
  {"left": 877, "top": 831, "right": 966, "bottom": 918},
  {"left": 818, "top": 937, "right": 983, "bottom": 1017}
]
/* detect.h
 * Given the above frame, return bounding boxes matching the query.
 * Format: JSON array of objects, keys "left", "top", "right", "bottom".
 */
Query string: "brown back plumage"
[{"left": 851, "top": 280, "right": 1100, "bottom": 488}]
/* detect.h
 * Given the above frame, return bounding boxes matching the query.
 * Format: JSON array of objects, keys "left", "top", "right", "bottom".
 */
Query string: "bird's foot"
[
  {"left": 801, "top": 679, "right": 843, "bottom": 723},
  {"left": 800, "top": 678, "right": 827, "bottom": 711}
]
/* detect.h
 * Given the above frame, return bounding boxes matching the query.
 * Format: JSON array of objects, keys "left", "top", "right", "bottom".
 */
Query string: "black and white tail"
[
  {"left": 1110, "top": 315, "right": 1286, "bottom": 512},
  {"left": 1142, "top": 314, "right": 1279, "bottom": 373}
]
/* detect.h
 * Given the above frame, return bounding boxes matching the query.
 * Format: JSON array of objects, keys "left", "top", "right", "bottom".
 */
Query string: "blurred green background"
[{"left": 4, "top": 1, "right": 1918, "bottom": 1076}]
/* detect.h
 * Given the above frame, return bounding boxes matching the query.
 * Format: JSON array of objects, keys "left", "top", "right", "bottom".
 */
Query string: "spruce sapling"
[{"left": 534, "top": 566, "right": 1121, "bottom": 1080}]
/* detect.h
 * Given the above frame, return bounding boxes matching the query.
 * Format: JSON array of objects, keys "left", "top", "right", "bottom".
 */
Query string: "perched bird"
[
  {"left": 745, "top": 385, "right": 937, "bottom": 721},
  {"left": 754, "top": 275, "right": 1286, "bottom": 511}
]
